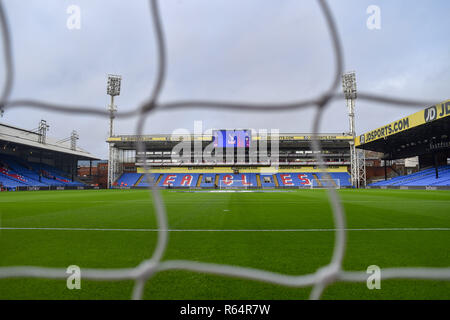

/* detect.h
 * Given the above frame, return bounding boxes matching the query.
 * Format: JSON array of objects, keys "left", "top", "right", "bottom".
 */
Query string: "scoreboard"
[{"left": 213, "top": 130, "right": 250, "bottom": 148}]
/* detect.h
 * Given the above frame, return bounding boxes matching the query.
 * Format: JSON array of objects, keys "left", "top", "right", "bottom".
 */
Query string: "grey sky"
[{"left": 1, "top": 0, "right": 449, "bottom": 158}]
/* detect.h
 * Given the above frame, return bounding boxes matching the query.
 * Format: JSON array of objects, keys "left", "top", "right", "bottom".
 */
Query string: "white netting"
[
  {"left": 312, "top": 179, "right": 340, "bottom": 189},
  {"left": 0, "top": 0, "right": 448, "bottom": 300},
  {"left": 219, "top": 180, "right": 250, "bottom": 190}
]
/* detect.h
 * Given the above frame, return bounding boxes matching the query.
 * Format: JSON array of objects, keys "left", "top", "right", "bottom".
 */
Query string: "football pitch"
[{"left": 0, "top": 189, "right": 449, "bottom": 300}]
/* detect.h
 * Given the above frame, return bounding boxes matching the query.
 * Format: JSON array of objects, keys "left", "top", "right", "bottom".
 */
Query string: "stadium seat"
[
  {"left": 369, "top": 165, "right": 450, "bottom": 187},
  {"left": 0, "top": 154, "right": 85, "bottom": 187},
  {"left": 158, "top": 173, "right": 201, "bottom": 187},
  {"left": 115, "top": 173, "right": 143, "bottom": 187},
  {"left": 275, "top": 173, "right": 315, "bottom": 187},
  {"left": 115, "top": 171, "right": 350, "bottom": 189},
  {"left": 135, "top": 173, "right": 162, "bottom": 187}
]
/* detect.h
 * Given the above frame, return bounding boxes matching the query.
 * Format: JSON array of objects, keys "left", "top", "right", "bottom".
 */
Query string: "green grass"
[{"left": 0, "top": 189, "right": 449, "bottom": 299}]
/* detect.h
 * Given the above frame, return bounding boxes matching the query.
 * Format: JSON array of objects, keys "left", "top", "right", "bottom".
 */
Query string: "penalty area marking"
[{"left": 0, "top": 227, "right": 449, "bottom": 232}]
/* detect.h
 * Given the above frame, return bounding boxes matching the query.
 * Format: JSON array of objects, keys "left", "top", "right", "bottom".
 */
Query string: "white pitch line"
[{"left": 0, "top": 227, "right": 449, "bottom": 232}]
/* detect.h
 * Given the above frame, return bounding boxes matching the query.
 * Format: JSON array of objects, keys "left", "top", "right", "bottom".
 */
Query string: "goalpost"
[
  {"left": 218, "top": 180, "right": 251, "bottom": 190},
  {"left": 310, "top": 179, "right": 341, "bottom": 189}
]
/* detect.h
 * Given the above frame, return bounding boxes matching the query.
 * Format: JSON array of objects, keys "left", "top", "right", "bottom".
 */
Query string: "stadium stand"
[
  {"left": 0, "top": 121, "right": 98, "bottom": 190},
  {"left": 0, "top": 154, "right": 84, "bottom": 189},
  {"left": 131, "top": 173, "right": 161, "bottom": 187},
  {"left": 113, "top": 172, "right": 142, "bottom": 187},
  {"left": 358, "top": 99, "right": 450, "bottom": 189},
  {"left": 115, "top": 170, "right": 351, "bottom": 189},
  {"left": 370, "top": 165, "right": 450, "bottom": 187},
  {"left": 107, "top": 132, "right": 354, "bottom": 189},
  {"left": 280, "top": 173, "right": 315, "bottom": 187}
]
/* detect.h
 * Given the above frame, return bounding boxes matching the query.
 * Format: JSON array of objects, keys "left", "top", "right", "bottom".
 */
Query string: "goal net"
[
  {"left": 218, "top": 180, "right": 251, "bottom": 190},
  {"left": 311, "top": 179, "right": 340, "bottom": 189},
  {"left": 0, "top": 0, "right": 448, "bottom": 302}
]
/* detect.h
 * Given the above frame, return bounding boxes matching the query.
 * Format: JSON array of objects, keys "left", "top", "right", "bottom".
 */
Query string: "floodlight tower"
[
  {"left": 38, "top": 119, "right": 50, "bottom": 144},
  {"left": 106, "top": 74, "right": 122, "bottom": 189},
  {"left": 70, "top": 130, "right": 79, "bottom": 151},
  {"left": 342, "top": 72, "right": 360, "bottom": 188}
]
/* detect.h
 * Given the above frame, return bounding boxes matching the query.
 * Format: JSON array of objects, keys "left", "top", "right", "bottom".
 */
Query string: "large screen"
[{"left": 213, "top": 130, "right": 250, "bottom": 148}]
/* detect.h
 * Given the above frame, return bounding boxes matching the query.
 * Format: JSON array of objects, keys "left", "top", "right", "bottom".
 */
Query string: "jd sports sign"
[
  {"left": 425, "top": 102, "right": 450, "bottom": 122},
  {"left": 356, "top": 99, "right": 450, "bottom": 146},
  {"left": 424, "top": 106, "right": 437, "bottom": 122}
]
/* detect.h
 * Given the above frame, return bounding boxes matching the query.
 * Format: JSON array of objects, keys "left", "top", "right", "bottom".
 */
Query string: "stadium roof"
[
  {"left": 356, "top": 99, "right": 450, "bottom": 160},
  {"left": 107, "top": 132, "right": 354, "bottom": 150},
  {"left": 0, "top": 122, "right": 99, "bottom": 160}
]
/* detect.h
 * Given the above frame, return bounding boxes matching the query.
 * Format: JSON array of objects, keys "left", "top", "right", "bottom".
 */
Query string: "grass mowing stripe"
[
  {"left": 1, "top": 227, "right": 449, "bottom": 232},
  {"left": 0, "top": 189, "right": 449, "bottom": 299}
]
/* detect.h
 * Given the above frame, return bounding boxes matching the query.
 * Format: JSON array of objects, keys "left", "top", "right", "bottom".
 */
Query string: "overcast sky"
[{"left": 0, "top": 0, "right": 449, "bottom": 158}]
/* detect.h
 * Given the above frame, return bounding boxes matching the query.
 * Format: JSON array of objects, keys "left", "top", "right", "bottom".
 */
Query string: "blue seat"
[
  {"left": 0, "top": 154, "right": 85, "bottom": 187},
  {"left": 275, "top": 173, "right": 315, "bottom": 187},
  {"left": 369, "top": 165, "right": 450, "bottom": 187},
  {"left": 137, "top": 173, "right": 162, "bottom": 187},
  {"left": 316, "top": 172, "right": 349, "bottom": 187},
  {"left": 115, "top": 173, "right": 143, "bottom": 187},
  {"left": 116, "top": 172, "right": 349, "bottom": 188},
  {"left": 158, "top": 173, "right": 201, "bottom": 187}
]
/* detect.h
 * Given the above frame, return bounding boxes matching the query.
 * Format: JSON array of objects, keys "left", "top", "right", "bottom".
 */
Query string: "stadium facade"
[{"left": 107, "top": 132, "right": 354, "bottom": 189}]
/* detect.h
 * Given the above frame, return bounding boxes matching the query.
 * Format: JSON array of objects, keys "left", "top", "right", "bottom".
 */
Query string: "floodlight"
[
  {"left": 107, "top": 74, "right": 122, "bottom": 96},
  {"left": 342, "top": 72, "right": 357, "bottom": 100}
]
